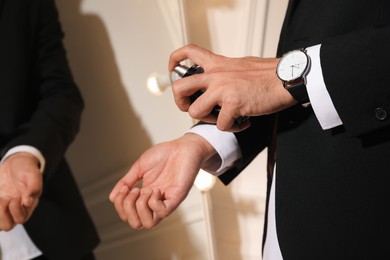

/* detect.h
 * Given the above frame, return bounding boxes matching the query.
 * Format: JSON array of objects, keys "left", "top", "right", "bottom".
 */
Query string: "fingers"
[
  {"left": 124, "top": 189, "right": 162, "bottom": 229},
  {"left": 0, "top": 201, "right": 15, "bottom": 231},
  {"left": 0, "top": 196, "right": 31, "bottom": 229},
  {"left": 171, "top": 63, "right": 251, "bottom": 131},
  {"left": 21, "top": 173, "right": 42, "bottom": 208},
  {"left": 171, "top": 74, "right": 208, "bottom": 113},
  {"left": 168, "top": 44, "right": 217, "bottom": 72},
  {"left": 0, "top": 167, "right": 42, "bottom": 229},
  {"left": 133, "top": 189, "right": 156, "bottom": 229},
  {"left": 216, "top": 104, "right": 251, "bottom": 132},
  {"left": 171, "top": 72, "right": 222, "bottom": 120},
  {"left": 24, "top": 196, "right": 39, "bottom": 221},
  {"left": 122, "top": 188, "right": 142, "bottom": 229},
  {"left": 109, "top": 164, "right": 141, "bottom": 202},
  {"left": 117, "top": 188, "right": 172, "bottom": 230},
  {"left": 184, "top": 88, "right": 251, "bottom": 132},
  {"left": 148, "top": 189, "right": 177, "bottom": 219},
  {"left": 168, "top": 44, "right": 202, "bottom": 71},
  {"left": 8, "top": 198, "right": 28, "bottom": 224},
  {"left": 18, "top": 171, "right": 42, "bottom": 222},
  {"left": 109, "top": 181, "right": 128, "bottom": 203},
  {"left": 0, "top": 201, "right": 36, "bottom": 228},
  {"left": 112, "top": 185, "right": 130, "bottom": 221}
]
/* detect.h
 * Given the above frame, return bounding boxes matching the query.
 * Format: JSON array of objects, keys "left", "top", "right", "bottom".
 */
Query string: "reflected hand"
[
  {"left": 109, "top": 133, "right": 216, "bottom": 229},
  {"left": 0, "top": 153, "right": 42, "bottom": 231}
]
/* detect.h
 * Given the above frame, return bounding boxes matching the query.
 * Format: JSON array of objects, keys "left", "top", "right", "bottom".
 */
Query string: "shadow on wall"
[{"left": 55, "top": 0, "right": 152, "bottom": 185}]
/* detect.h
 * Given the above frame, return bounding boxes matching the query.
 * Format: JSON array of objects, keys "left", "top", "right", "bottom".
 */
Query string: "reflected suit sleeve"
[{"left": 1, "top": 0, "right": 84, "bottom": 177}]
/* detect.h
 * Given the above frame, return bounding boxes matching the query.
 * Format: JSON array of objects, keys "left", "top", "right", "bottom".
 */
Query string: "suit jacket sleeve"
[
  {"left": 216, "top": 5, "right": 390, "bottom": 183},
  {"left": 320, "top": 23, "right": 390, "bottom": 137},
  {"left": 218, "top": 115, "right": 273, "bottom": 185},
  {"left": 1, "top": 0, "right": 84, "bottom": 177}
]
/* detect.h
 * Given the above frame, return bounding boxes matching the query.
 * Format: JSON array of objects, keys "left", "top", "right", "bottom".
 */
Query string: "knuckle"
[
  {"left": 186, "top": 43, "right": 197, "bottom": 52},
  {"left": 224, "top": 95, "right": 242, "bottom": 108}
]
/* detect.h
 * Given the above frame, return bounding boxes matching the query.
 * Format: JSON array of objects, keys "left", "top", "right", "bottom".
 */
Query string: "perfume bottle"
[{"left": 171, "top": 64, "right": 249, "bottom": 125}]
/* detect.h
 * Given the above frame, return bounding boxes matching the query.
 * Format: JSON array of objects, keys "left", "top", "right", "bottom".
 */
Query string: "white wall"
[{"left": 55, "top": 0, "right": 287, "bottom": 259}]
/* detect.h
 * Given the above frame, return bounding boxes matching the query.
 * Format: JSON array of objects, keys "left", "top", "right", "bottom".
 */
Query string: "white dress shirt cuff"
[
  {"left": 187, "top": 124, "right": 241, "bottom": 176},
  {"left": 1, "top": 145, "right": 46, "bottom": 173},
  {"left": 306, "top": 44, "right": 343, "bottom": 130}
]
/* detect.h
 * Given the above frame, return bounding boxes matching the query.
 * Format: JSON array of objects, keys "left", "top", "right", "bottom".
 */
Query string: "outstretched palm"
[{"left": 110, "top": 133, "right": 215, "bottom": 229}]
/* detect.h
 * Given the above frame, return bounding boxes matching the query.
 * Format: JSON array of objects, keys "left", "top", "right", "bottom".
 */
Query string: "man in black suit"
[
  {"left": 0, "top": 0, "right": 99, "bottom": 259},
  {"left": 111, "top": 0, "right": 390, "bottom": 258}
]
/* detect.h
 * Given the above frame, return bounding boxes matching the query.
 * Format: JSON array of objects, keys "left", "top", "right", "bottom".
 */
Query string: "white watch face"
[{"left": 277, "top": 50, "right": 309, "bottom": 81}]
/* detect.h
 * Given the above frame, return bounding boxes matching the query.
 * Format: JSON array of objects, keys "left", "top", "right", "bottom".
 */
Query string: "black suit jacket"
[
  {"left": 220, "top": 0, "right": 390, "bottom": 259},
  {"left": 0, "top": 0, "right": 99, "bottom": 259}
]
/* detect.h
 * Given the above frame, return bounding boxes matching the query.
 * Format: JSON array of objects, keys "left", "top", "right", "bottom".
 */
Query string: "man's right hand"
[
  {"left": 0, "top": 153, "right": 42, "bottom": 231},
  {"left": 168, "top": 44, "right": 296, "bottom": 132},
  {"left": 109, "top": 133, "right": 217, "bottom": 230}
]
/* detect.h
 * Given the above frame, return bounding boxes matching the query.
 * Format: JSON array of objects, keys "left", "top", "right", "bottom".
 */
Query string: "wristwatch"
[{"left": 276, "top": 49, "right": 310, "bottom": 103}]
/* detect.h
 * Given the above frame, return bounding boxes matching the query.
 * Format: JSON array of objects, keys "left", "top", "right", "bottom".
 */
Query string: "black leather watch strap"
[{"left": 285, "top": 83, "right": 309, "bottom": 103}]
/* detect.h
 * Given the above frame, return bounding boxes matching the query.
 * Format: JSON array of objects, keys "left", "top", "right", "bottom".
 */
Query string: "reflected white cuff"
[
  {"left": 1, "top": 145, "right": 46, "bottom": 173},
  {"left": 0, "top": 224, "right": 42, "bottom": 260},
  {"left": 187, "top": 124, "right": 241, "bottom": 176},
  {"left": 306, "top": 44, "right": 343, "bottom": 129}
]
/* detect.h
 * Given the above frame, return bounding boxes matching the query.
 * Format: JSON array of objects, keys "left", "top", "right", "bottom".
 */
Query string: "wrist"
[
  {"left": 273, "top": 69, "right": 298, "bottom": 106},
  {"left": 183, "top": 133, "right": 218, "bottom": 163},
  {"left": 276, "top": 49, "right": 310, "bottom": 104},
  {"left": 1, "top": 146, "right": 45, "bottom": 173},
  {"left": 4, "top": 152, "right": 40, "bottom": 170}
]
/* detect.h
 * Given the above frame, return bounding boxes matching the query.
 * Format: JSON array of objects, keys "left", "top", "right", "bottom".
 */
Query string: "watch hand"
[{"left": 295, "top": 62, "right": 307, "bottom": 68}]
